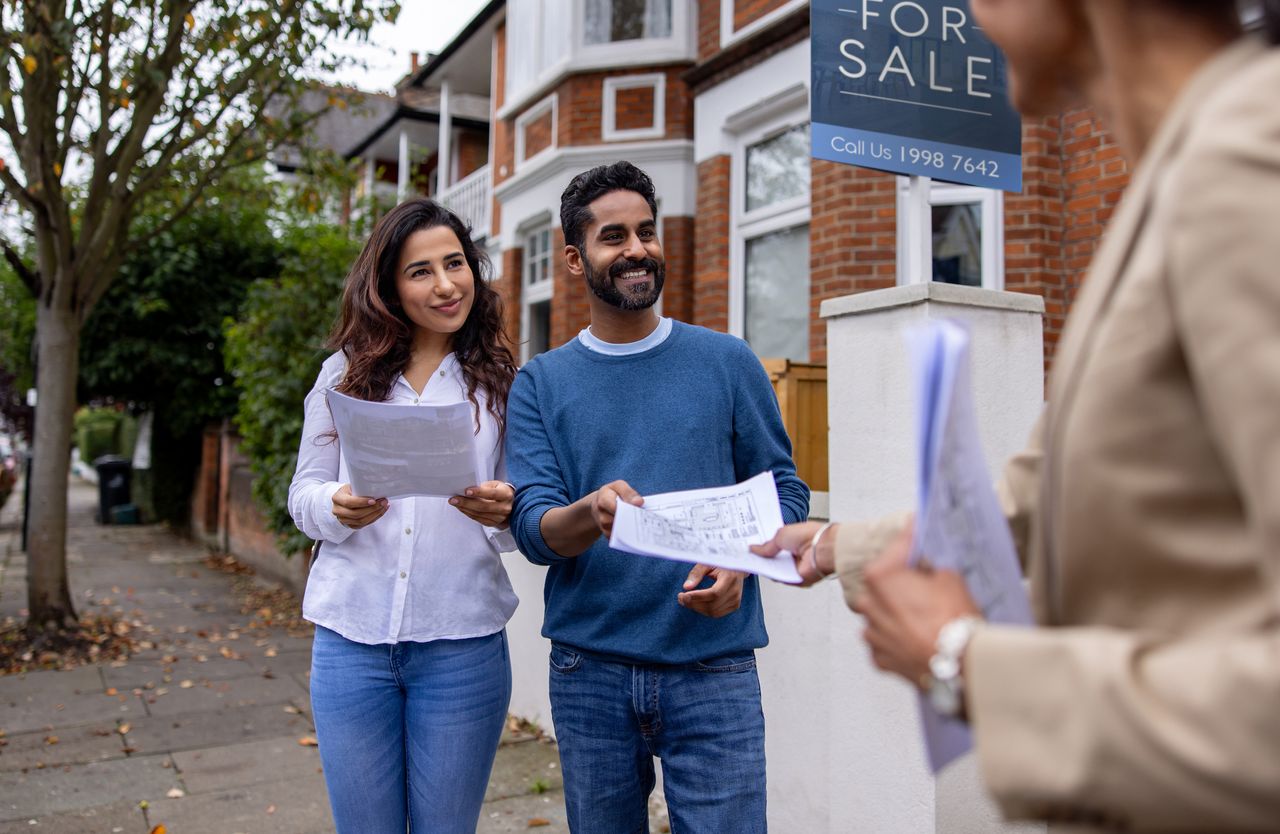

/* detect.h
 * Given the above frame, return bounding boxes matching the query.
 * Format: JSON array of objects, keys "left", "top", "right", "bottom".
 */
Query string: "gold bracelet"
[{"left": 807, "top": 522, "right": 836, "bottom": 580}]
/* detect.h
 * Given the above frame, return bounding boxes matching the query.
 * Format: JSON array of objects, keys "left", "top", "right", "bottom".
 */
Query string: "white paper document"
[
  {"left": 608, "top": 471, "right": 802, "bottom": 584},
  {"left": 907, "top": 320, "right": 1034, "bottom": 773},
  {"left": 325, "top": 388, "right": 483, "bottom": 500}
]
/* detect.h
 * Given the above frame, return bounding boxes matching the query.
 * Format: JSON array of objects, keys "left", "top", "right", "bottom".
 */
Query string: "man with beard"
[{"left": 506, "top": 161, "right": 809, "bottom": 832}]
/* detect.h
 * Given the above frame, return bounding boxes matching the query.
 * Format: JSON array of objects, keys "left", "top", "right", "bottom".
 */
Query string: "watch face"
[{"left": 930, "top": 654, "right": 959, "bottom": 681}]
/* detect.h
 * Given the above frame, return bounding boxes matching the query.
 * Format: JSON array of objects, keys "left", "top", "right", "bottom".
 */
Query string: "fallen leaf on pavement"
[
  {"left": 266, "top": 805, "right": 276, "bottom": 814},
  {"left": 44, "top": 736, "right": 58, "bottom": 745},
  {"left": 283, "top": 705, "right": 301, "bottom": 715},
  {"left": 179, "top": 680, "right": 194, "bottom": 688},
  {"left": 527, "top": 818, "right": 552, "bottom": 827},
  {"left": 166, "top": 788, "right": 185, "bottom": 798},
  {"left": 117, "top": 723, "right": 131, "bottom": 735},
  {"left": 298, "top": 736, "right": 318, "bottom": 747},
  {"left": 149, "top": 825, "right": 166, "bottom": 834},
  {"left": 105, "top": 688, "right": 118, "bottom": 696}
]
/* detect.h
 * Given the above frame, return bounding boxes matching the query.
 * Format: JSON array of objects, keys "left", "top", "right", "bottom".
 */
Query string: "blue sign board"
[{"left": 811, "top": 0, "right": 1022, "bottom": 191}]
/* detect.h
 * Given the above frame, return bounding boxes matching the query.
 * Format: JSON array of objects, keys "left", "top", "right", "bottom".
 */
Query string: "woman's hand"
[
  {"left": 331, "top": 485, "right": 389, "bottom": 530},
  {"left": 853, "top": 529, "right": 982, "bottom": 688},
  {"left": 750, "top": 521, "right": 836, "bottom": 586},
  {"left": 449, "top": 481, "right": 515, "bottom": 528}
]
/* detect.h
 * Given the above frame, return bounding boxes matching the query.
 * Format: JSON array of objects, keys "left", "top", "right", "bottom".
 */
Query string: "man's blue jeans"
[
  {"left": 310, "top": 626, "right": 511, "bottom": 833},
  {"left": 548, "top": 643, "right": 767, "bottom": 833}
]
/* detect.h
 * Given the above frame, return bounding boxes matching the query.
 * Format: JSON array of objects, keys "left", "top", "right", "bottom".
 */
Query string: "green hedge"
[{"left": 224, "top": 223, "right": 358, "bottom": 556}]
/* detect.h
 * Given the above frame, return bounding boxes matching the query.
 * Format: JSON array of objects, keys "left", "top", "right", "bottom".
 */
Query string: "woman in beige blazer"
[{"left": 755, "top": 1, "right": 1280, "bottom": 830}]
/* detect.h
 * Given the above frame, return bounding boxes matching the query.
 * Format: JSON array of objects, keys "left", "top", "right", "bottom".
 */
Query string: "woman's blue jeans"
[{"left": 310, "top": 626, "right": 511, "bottom": 834}]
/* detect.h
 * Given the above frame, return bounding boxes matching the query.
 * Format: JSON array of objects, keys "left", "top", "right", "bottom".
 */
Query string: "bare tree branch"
[{"left": 2, "top": 238, "right": 40, "bottom": 297}]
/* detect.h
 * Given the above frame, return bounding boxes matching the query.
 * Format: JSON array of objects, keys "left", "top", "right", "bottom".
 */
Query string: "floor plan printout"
[
  {"left": 325, "top": 388, "right": 483, "bottom": 500},
  {"left": 609, "top": 471, "right": 802, "bottom": 584},
  {"left": 907, "top": 320, "right": 1035, "bottom": 773}
]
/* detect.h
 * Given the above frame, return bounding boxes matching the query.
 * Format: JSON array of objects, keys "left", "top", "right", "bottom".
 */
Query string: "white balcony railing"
[{"left": 439, "top": 165, "right": 492, "bottom": 239}]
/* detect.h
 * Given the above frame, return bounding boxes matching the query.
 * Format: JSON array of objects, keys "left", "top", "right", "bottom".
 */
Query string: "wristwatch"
[{"left": 926, "top": 616, "right": 983, "bottom": 718}]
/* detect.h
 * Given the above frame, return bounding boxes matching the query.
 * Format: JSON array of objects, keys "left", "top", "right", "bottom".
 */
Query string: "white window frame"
[
  {"left": 721, "top": 0, "right": 808, "bottom": 49},
  {"left": 602, "top": 73, "right": 666, "bottom": 142},
  {"left": 895, "top": 176, "right": 1005, "bottom": 290},
  {"left": 729, "top": 102, "right": 812, "bottom": 352},
  {"left": 519, "top": 217, "right": 555, "bottom": 364},
  {"left": 500, "top": 0, "right": 693, "bottom": 120},
  {"left": 514, "top": 93, "right": 558, "bottom": 170}
]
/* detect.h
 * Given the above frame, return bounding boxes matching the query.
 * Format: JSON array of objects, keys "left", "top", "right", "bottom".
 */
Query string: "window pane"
[
  {"left": 528, "top": 300, "right": 551, "bottom": 358},
  {"left": 585, "top": 0, "right": 673, "bottom": 44},
  {"left": 746, "top": 124, "right": 810, "bottom": 213},
  {"left": 745, "top": 224, "right": 810, "bottom": 362},
  {"left": 931, "top": 203, "right": 982, "bottom": 287}
]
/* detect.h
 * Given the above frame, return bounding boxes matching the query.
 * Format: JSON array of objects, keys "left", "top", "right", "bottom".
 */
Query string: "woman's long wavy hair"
[{"left": 328, "top": 198, "right": 516, "bottom": 436}]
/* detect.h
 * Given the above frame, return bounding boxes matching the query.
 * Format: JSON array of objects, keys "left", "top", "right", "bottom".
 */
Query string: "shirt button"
[
  {"left": 412, "top": 397, "right": 419, "bottom": 404},
  {"left": 399, "top": 571, "right": 407, "bottom": 579},
  {"left": 404, "top": 527, "right": 411, "bottom": 535},
  {"left": 439, "top": 370, "right": 445, "bottom": 376}
]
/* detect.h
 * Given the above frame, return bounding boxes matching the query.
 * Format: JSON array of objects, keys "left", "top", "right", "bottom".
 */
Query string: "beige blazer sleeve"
[
  {"left": 830, "top": 413, "right": 1044, "bottom": 609},
  {"left": 967, "top": 84, "right": 1280, "bottom": 830}
]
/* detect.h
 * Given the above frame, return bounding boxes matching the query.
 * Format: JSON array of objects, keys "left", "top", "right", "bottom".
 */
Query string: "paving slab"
[
  {"left": 172, "top": 736, "right": 323, "bottom": 794},
  {"left": 0, "top": 798, "right": 149, "bottom": 833},
  {"left": 0, "top": 754, "right": 178, "bottom": 822},
  {"left": 477, "top": 792, "right": 570, "bottom": 833},
  {"left": 0, "top": 720, "right": 127, "bottom": 771},
  {"left": 485, "top": 738, "right": 563, "bottom": 802},
  {"left": 136, "top": 672, "right": 305, "bottom": 717},
  {"left": 245, "top": 648, "right": 313, "bottom": 679},
  {"left": 143, "top": 773, "right": 333, "bottom": 834},
  {"left": 0, "top": 684, "right": 141, "bottom": 736},
  {"left": 0, "top": 667, "right": 103, "bottom": 701},
  {"left": 119, "top": 703, "right": 314, "bottom": 758},
  {"left": 99, "top": 654, "right": 258, "bottom": 691}
]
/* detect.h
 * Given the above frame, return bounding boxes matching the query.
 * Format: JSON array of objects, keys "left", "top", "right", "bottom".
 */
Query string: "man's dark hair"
[{"left": 559, "top": 161, "right": 659, "bottom": 252}]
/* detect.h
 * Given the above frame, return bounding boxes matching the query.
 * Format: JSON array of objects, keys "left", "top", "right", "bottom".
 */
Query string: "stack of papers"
[
  {"left": 609, "top": 471, "right": 802, "bottom": 584},
  {"left": 325, "top": 389, "right": 483, "bottom": 499},
  {"left": 908, "top": 320, "right": 1033, "bottom": 772}
]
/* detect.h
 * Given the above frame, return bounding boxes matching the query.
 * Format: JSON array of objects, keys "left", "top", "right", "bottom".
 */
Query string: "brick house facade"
[{"left": 367, "top": 0, "right": 1130, "bottom": 372}]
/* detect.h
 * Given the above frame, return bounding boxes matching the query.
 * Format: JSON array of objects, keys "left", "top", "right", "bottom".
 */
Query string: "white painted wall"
[{"left": 501, "top": 282, "right": 1047, "bottom": 832}]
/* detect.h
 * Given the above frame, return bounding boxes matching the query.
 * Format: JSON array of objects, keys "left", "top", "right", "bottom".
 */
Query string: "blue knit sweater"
[{"left": 506, "top": 321, "right": 810, "bottom": 664}]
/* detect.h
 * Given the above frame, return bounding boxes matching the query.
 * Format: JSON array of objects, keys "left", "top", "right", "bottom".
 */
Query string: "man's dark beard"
[{"left": 583, "top": 256, "right": 665, "bottom": 311}]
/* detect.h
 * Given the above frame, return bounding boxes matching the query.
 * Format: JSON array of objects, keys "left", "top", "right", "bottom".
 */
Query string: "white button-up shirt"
[{"left": 289, "top": 351, "right": 518, "bottom": 645}]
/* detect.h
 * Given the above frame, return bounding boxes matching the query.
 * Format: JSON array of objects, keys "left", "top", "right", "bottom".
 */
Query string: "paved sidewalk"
[{"left": 0, "top": 480, "right": 571, "bottom": 833}]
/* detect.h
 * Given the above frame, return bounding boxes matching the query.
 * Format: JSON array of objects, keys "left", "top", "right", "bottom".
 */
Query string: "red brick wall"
[
  {"left": 699, "top": 0, "right": 721, "bottom": 62},
  {"left": 733, "top": 0, "right": 791, "bottom": 32},
  {"left": 662, "top": 215, "right": 695, "bottom": 324},
  {"left": 1061, "top": 107, "right": 1128, "bottom": 307},
  {"left": 808, "top": 160, "right": 898, "bottom": 363},
  {"left": 1004, "top": 117, "right": 1067, "bottom": 361},
  {"left": 456, "top": 130, "right": 489, "bottom": 180},
  {"left": 523, "top": 108, "right": 555, "bottom": 159},
  {"left": 693, "top": 155, "right": 731, "bottom": 332},
  {"left": 615, "top": 85, "right": 657, "bottom": 132},
  {"left": 551, "top": 227, "right": 592, "bottom": 349},
  {"left": 559, "top": 66, "right": 694, "bottom": 146},
  {"left": 498, "top": 247, "right": 523, "bottom": 354}
]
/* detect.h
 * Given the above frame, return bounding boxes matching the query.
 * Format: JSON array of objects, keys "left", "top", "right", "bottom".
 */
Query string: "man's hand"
[
  {"left": 449, "top": 481, "right": 515, "bottom": 528},
  {"left": 677, "top": 565, "right": 746, "bottom": 617},
  {"left": 750, "top": 520, "right": 836, "bottom": 586},
  {"left": 331, "top": 484, "right": 389, "bottom": 530},
  {"left": 589, "top": 479, "right": 644, "bottom": 538}
]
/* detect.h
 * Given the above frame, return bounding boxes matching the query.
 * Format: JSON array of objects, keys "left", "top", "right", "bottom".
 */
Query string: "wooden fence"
[{"left": 761, "top": 359, "right": 828, "bottom": 493}]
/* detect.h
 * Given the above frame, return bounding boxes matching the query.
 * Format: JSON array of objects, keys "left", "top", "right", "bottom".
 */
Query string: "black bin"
[{"left": 93, "top": 455, "right": 132, "bottom": 524}]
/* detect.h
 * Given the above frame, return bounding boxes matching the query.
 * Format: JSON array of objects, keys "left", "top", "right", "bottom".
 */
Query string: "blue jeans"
[
  {"left": 310, "top": 626, "right": 511, "bottom": 834},
  {"left": 548, "top": 644, "right": 767, "bottom": 834}
]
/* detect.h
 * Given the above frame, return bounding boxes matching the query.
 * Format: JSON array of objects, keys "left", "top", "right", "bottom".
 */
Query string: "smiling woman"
[{"left": 287, "top": 198, "right": 519, "bottom": 833}]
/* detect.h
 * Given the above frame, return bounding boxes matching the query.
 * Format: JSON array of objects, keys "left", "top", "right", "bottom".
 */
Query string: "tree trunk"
[{"left": 26, "top": 294, "right": 80, "bottom": 631}]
